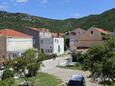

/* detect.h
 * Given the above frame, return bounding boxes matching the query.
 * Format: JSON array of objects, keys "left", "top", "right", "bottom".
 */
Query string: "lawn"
[
  {"left": 113, "top": 83, "right": 115, "bottom": 86},
  {"left": 35, "top": 72, "right": 64, "bottom": 86},
  {"left": 14, "top": 72, "right": 65, "bottom": 86},
  {"left": 16, "top": 72, "right": 64, "bottom": 86}
]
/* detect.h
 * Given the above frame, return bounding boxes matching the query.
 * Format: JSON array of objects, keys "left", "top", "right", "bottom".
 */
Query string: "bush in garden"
[
  {"left": 2, "top": 69, "right": 13, "bottom": 80},
  {"left": 26, "top": 63, "right": 40, "bottom": 77},
  {"left": 71, "top": 52, "right": 82, "bottom": 62},
  {"left": 0, "top": 78, "right": 14, "bottom": 86}
]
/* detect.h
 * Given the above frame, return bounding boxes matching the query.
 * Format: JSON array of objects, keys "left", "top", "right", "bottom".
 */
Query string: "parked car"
[{"left": 67, "top": 74, "right": 86, "bottom": 86}]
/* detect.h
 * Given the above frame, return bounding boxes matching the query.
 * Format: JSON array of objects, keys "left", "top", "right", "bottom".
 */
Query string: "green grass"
[
  {"left": 113, "top": 83, "right": 115, "bottom": 86},
  {"left": 14, "top": 72, "right": 65, "bottom": 86},
  {"left": 58, "top": 63, "right": 83, "bottom": 70},
  {"left": 36, "top": 72, "right": 63, "bottom": 86}
]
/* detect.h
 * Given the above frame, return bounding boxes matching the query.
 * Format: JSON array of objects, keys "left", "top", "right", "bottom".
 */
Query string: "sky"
[{"left": 0, "top": 0, "right": 115, "bottom": 19}]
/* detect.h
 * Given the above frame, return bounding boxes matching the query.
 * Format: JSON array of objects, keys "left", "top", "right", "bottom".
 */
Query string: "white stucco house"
[
  {"left": 23, "top": 27, "right": 52, "bottom": 49},
  {"left": 39, "top": 31, "right": 64, "bottom": 55},
  {"left": 40, "top": 37, "right": 64, "bottom": 55},
  {"left": 23, "top": 27, "right": 64, "bottom": 55},
  {"left": 0, "top": 29, "right": 33, "bottom": 61}
]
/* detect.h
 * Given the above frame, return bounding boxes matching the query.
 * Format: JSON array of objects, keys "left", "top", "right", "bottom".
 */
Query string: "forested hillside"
[{"left": 0, "top": 8, "right": 115, "bottom": 32}]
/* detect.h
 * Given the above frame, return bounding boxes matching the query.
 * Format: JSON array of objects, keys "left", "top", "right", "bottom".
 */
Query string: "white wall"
[
  {"left": 40, "top": 38, "right": 53, "bottom": 55},
  {"left": 39, "top": 32, "right": 52, "bottom": 38},
  {"left": 53, "top": 38, "right": 64, "bottom": 55},
  {"left": 39, "top": 32, "right": 53, "bottom": 55},
  {"left": 69, "top": 35, "right": 77, "bottom": 45},
  {"left": 6, "top": 37, "right": 33, "bottom": 52},
  {"left": 39, "top": 38, "right": 64, "bottom": 55}
]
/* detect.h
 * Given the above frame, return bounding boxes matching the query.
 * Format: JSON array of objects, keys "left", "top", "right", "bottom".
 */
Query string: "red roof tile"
[
  {"left": 72, "top": 28, "right": 86, "bottom": 32},
  {"left": 0, "top": 29, "right": 32, "bottom": 38},
  {"left": 95, "top": 28, "right": 110, "bottom": 34}
]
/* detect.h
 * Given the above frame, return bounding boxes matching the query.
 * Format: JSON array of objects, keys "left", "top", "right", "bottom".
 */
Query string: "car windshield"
[{"left": 68, "top": 80, "right": 82, "bottom": 86}]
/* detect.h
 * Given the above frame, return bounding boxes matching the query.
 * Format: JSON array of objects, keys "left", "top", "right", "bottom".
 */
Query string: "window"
[
  {"left": 50, "top": 46, "right": 52, "bottom": 48},
  {"left": 50, "top": 49, "right": 52, "bottom": 53},
  {"left": 41, "top": 39, "right": 43, "bottom": 44},
  {"left": 2, "top": 55, "right": 5, "bottom": 59},
  {"left": 101, "top": 33, "right": 106, "bottom": 40},
  {"left": 58, "top": 45, "right": 60, "bottom": 53},
  {"left": 45, "top": 49, "right": 47, "bottom": 53},
  {"left": 46, "top": 49, "right": 52, "bottom": 53},
  {"left": 91, "top": 31, "right": 93, "bottom": 34},
  {"left": 57, "top": 40, "right": 58, "bottom": 43},
  {"left": 71, "top": 32, "right": 76, "bottom": 35},
  {"left": 48, "top": 49, "right": 49, "bottom": 53},
  {"left": 55, "top": 39, "right": 57, "bottom": 42},
  {"left": 33, "top": 39, "right": 36, "bottom": 44},
  {"left": 55, "top": 39, "right": 59, "bottom": 43},
  {"left": 102, "top": 37, "right": 106, "bottom": 40}
]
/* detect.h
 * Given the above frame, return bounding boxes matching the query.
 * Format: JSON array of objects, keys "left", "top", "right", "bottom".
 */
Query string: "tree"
[
  {"left": 71, "top": 51, "right": 83, "bottom": 63},
  {"left": 64, "top": 38, "right": 70, "bottom": 50},
  {"left": 82, "top": 36, "right": 115, "bottom": 82},
  {"left": 11, "top": 48, "right": 46, "bottom": 85},
  {"left": 2, "top": 69, "right": 13, "bottom": 80}
]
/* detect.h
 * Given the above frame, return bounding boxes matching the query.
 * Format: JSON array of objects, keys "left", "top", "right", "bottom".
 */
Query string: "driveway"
[{"left": 41, "top": 54, "right": 101, "bottom": 86}]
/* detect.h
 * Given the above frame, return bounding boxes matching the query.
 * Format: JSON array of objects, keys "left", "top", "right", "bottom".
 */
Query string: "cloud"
[
  {"left": 39, "top": 0, "right": 48, "bottom": 4},
  {"left": 0, "top": 2, "right": 9, "bottom": 10},
  {"left": 16, "top": 0, "right": 28, "bottom": 3},
  {"left": 71, "top": 12, "right": 81, "bottom": 18}
]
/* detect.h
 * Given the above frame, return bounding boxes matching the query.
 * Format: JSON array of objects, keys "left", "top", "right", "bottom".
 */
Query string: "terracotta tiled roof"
[
  {"left": 29, "top": 27, "right": 49, "bottom": 32},
  {"left": 71, "top": 28, "right": 86, "bottom": 32},
  {"left": 95, "top": 28, "right": 110, "bottom": 34},
  {"left": 0, "top": 29, "right": 32, "bottom": 38}
]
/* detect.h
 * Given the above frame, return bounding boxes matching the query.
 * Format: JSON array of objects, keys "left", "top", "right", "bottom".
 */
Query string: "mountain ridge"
[{"left": 0, "top": 8, "right": 115, "bottom": 32}]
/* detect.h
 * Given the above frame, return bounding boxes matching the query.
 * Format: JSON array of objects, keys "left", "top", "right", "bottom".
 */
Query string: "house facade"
[
  {"left": 24, "top": 27, "right": 51, "bottom": 49},
  {"left": 65, "top": 28, "right": 86, "bottom": 50},
  {"left": 24, "top": 27, "right": 64, "bottom": 55},
  {"left": 40, "top": 37, "right": 64, "bottom": 55},
  {"left": 75, "top": 27, "right": 110, "bottom": 49},
  {"left": 0, "top": 29, "right": 33, "bottom": 61}
]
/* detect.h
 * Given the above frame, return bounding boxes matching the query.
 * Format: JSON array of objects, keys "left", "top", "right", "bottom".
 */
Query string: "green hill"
[{"left": 0, "top": 8, "right": 115, "bottom": 32}]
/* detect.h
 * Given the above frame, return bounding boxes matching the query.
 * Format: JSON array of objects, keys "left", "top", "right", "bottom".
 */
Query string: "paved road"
[{"left": 41, "top": 54, "right": 101, "bottom": 86}]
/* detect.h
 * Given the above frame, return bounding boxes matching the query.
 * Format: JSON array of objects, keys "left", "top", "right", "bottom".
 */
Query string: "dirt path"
[{"left": 41, "top": 55, "right": 101, "bottom": 86}]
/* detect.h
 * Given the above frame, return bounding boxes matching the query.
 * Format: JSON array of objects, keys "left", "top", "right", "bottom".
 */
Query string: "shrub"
[
  {"left": 2, "top": 69, "right": 13, "bottom": 80},
  {"left": 71, "top": 52, "right": 77, "bottom": 62},
  {"left": 0, "top": 78, "right": 14, "bottom": 86},
  {"left": 71, "top": 52, "right": 82, "bottom": 62},
  {"left": 26, "top": 63, "right": 40, "bottom": 77}
]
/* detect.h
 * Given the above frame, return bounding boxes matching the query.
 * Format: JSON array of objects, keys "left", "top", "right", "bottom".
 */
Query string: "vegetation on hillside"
[{"left": 0, "top": 8, "right": 115, "bottom": 32}]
